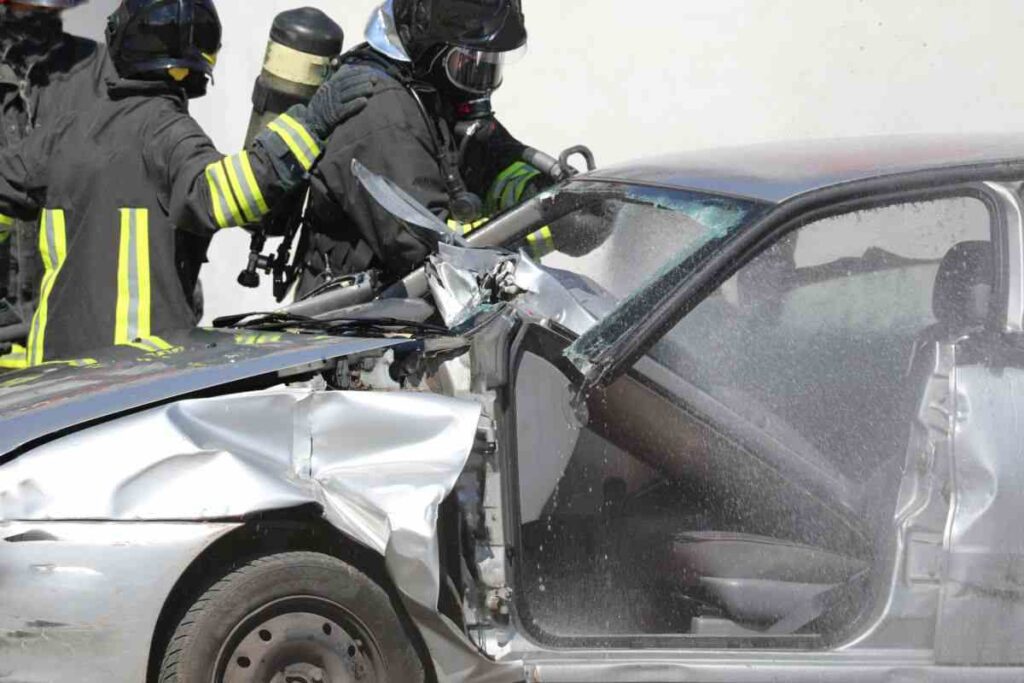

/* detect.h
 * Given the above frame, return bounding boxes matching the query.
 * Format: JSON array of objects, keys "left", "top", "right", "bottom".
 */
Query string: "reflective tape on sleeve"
[
  {"left": 268, "top": 113, "right": 321, "bottom": 171},
  {"left": 229, "top": 151, "right": 269, "bottom": 220},
  {"left": 525, "top": 225, "right": 555, "bottom": 259},
  {"left": 446, "top": 216, "right": 490, "bottom": 236},
  {"left": 487, "top": 162, "right": 542, "bottom": 214},
  {"left": 0, "top": 213, "right": 12, "bottom": 242},
  {"left": 208, "top": 160, "right": 243, "bottom": 227},
  {"left": 205, "top": 162, "right": 231, "bottom": 229}
]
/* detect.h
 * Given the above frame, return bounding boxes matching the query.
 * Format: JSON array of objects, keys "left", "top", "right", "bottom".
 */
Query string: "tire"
[{"left": 158, "top": 551, "right": 425, "bottom": 683}]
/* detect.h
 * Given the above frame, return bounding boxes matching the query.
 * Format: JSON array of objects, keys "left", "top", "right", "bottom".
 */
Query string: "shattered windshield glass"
[{"left": 532, "top": 182, "right": 769, "bottom": 323}]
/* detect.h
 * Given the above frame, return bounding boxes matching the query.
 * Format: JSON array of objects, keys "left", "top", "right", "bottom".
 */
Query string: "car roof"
[
  {"left": 0, "top": 329, "right": 406, "bottom": 458},
  {"left": 587, "top": 133, "right": 1024, "bottom": 203}
]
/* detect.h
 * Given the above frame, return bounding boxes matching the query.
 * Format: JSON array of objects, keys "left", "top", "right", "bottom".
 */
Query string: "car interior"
[{"left": 513, "top": 196, "right": 996, "bottom": 645}]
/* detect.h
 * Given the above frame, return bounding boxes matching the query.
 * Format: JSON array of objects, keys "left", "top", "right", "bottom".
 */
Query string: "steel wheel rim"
[{"left": 214, "top": 595, "right": 384, "bottom": 683}]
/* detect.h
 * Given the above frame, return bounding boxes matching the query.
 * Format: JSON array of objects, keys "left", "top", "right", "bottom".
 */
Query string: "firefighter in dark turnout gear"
[
  {"left": 295, "top": 0, "right": 553, "bottom": 296},
  {"left": 0, "top": 0, "right": 378, "bottom": 365},
  {"left": 0, "top": 0, "right": 111, "bottom": 368}
]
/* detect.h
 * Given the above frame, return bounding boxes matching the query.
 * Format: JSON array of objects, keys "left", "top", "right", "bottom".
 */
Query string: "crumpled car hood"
[
  {"left": 0, "top": 384, "right": 521, "bottom": 681},
  {"left": 0, "top": 387, "right": 479, "bottom": 612},
  {"left": 0, "top": 328, "right": 407, "bottom": 459}
]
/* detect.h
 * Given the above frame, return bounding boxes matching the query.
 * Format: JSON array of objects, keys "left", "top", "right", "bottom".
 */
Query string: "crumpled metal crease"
[
  {"left": 0, "top": 387, "right": 480, "bottom": 615},
  {"left": 427, "top": 243, "right": 598, "bottom": 336},
  {"left": 936, "top": 364, "right": 1024, "bottom": 665}
]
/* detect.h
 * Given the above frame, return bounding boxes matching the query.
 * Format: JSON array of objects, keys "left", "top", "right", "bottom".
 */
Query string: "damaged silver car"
[{"left": 4, "top": 134, "right": 1024, "bottom": 682}]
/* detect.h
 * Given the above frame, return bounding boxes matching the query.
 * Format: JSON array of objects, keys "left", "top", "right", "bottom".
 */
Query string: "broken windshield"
[{"left": 532, "top": 182, "right": 770, "bottom": 324}]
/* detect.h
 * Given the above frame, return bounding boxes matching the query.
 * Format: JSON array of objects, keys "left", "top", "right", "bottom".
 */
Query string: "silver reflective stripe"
[
  {"left": 125, "top": 209, "right": 140, "bottom": 343},
  {"left": 226, "top": 153, "right": 262, "bottom": 222}
]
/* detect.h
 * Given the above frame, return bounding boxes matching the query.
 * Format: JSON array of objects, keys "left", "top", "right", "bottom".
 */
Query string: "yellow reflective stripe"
[
  {"left": 0, "top": 343, "right": 28, "bottom": 370},
  {"left": 488, "top": 162, "right": 542, "bottom": 212},
  {"left": 267, "top": 113, "right": 321, "bottom": 171},
  {"left": 38, "top": 357, "right": 97, "bottom": 368},
  {"left": 525, "top": 226, "right": 555, "bottom": 258},
  {"left": 278, "top": 113, "right": 321, "bottom": 160},
  {"left": 0, "top": 213, "right": 13, "bottom": 242},
  {"left": 446, "top": 217, "right": 489, "bottom": 236},
  {"left": 223, "top": 154, "right": 257, "bottom": 223},
  {"left": 135, "top": 209, "right": 153, "bottom": 341},
  {"left": 238, "top": 151, "right": 269, "bottom": 215},
  {"left": 210, "top": 161, "right": 243, "bottom": 226},
  {"left": 27, "top": 209, "right": 67, "bottom": 367},
  {"left": 268, "top": 120, "right": 311, "bottom": 170},
  {"left": 115, "top": 209, "right": 174, "bottom": 354},
  {"left": 115, "top": 209, "right": 132, "bottom": 345},
  {"left": 205, "top": 163, "right": 230, "bottom": 229},
  {"left": 234, "top": 332, "right": 284, "bottom": 345}
]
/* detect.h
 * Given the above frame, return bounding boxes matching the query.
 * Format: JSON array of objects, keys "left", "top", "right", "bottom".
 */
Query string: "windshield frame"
[{"left": 551, "top": 180, "right": 773, "bottom": 369}]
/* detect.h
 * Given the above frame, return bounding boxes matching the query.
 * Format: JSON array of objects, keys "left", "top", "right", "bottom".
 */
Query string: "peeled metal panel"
[
  {"left": 936, "top": 364, "right": 1024, "bottom": 664},
  {"left": 0, "top": 388, "right": 525, "bottom": 681},
  {"left": 0, "top": 388, "right": 478, "bottom": 610}
]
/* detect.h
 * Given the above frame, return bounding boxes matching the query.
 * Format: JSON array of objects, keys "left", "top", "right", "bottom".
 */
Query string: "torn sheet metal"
[
  {"left": 1, "top": 388, "right": 477, "bottom": 611},
  {"left": 426, "top": 243, "right": 598, "bottom": 336},
  {"left": 0, "top": 521, "right": 238, "bottom": 682},
  {"left": 511, "top": 253, "right": 600, "bottom": 336},
  {"left": 936, "top": 363, "right": 1024, "bottom": 665},
  {"left": 0, "top": 388, "right": 522, "bottom": 681},
  {"left": 426, "top": 243, "right": 517, "bottom": 328}
]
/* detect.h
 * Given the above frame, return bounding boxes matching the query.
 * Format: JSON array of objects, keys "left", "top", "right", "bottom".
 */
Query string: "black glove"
[{"left": 304, "top": 65, "right": 381, "bottom": 139}]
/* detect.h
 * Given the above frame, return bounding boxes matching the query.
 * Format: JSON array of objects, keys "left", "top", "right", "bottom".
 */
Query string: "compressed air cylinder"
[{"left": 244, "top": 7, "right": 344, "bottom": 146}]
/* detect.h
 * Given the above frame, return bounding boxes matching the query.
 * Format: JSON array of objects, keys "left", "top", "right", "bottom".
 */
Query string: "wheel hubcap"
[{"left": 217, "top": 598, "right": 382, "bottom": 683}]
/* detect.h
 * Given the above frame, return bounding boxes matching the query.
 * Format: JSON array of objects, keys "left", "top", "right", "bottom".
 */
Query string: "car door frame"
[{"left": 494, "top": 167, "right": 1024, "bottom": 681}]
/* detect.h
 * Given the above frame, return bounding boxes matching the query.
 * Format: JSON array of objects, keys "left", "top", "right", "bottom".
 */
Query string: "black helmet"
[
  {"left": 394, "top": 0, "right": 525, "bottom": 56},
  {"left": 367, "top": 0, "right": 526, "bottom": 94},
  {"left": 1, "top": 0, "right": 88, "bottom": 8},
  {"left": 0, "top": 1, "right": 88, "bottom": 51},
  {"left": 106, "top": 0, "right": 222, "bottom": 96}
]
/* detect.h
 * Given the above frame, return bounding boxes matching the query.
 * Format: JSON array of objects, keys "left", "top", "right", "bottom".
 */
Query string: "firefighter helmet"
[
  {"left": 106, "top": 0, "right": 222, "bottom": 96},
  {"left": 366, "top": 0, "right": 525, "bottom": 94},
  {"left": 0, "top": 0, "right": 88, "bottom": 8},
  {"left": 368, "top": 0, "right": 525, "bottom": 60}
]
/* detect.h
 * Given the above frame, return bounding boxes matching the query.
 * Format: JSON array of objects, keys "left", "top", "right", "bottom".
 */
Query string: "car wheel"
[{"left": 158, "top": 551, "right": 425, "bottom": 683}]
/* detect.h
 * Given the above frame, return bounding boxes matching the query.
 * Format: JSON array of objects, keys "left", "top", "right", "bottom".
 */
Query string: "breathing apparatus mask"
[{"left": 364, "top": 0, "right": 527, "bottom": 223}]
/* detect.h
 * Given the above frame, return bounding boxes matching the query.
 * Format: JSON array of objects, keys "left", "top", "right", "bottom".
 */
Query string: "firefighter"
[
  {"left": 0, "top": 0, "right": 379, "bottom": 365},
  {"left": 294, "top": 0, "right": 553, "bottom": 296},
  {"left": 0, "top": 0, "right": 111, "bottom": 368}
]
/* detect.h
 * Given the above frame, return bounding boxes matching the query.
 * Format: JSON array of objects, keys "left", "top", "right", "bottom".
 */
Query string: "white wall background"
[{"left": 65, "top": 0, "right": 1024, "bottom": 320}]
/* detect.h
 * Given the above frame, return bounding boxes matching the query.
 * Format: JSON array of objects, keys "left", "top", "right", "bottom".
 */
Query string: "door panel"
[{"left": 510, "top": 194, "right": 995, "bottom": 650}]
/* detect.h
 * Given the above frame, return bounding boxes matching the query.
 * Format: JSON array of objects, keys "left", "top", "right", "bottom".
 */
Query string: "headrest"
[{"left": 933, "top": 241, "right": 994, "bottom": 328}]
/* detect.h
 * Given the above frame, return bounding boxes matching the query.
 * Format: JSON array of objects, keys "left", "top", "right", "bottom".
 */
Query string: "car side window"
[{"left": 515, "top": 195, "right": 993, "bottom": 643}]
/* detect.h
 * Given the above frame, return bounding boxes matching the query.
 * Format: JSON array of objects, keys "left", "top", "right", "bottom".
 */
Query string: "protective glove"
[{"left": 304, "top": 65, "right": 382, "bottom": 139}]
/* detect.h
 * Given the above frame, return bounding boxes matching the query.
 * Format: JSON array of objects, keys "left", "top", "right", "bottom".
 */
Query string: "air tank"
[{"left": 244, "top": 7, "right": 344, "bottom": 146}]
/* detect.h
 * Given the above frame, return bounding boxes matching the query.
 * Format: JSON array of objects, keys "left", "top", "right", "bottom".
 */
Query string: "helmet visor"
[{"left": 444, "top": 45, "right": 524, "bottom": 94}]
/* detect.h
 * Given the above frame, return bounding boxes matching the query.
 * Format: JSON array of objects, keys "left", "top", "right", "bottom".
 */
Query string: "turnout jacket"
[
  {"left": 0, "top": 34, "right": 110, "bottom": 329},
  {"left": 0, "top": 77, "right": 323, "bottom": 364},
  {"left": 298, "top": 46, "right": 550, "bottom": 295}
]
